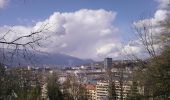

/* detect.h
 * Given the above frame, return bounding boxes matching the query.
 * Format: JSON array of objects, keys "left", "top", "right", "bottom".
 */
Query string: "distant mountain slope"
[
  {"left": 35, "top": 53, "right": 94, "bottom": 66},
  {"left": 0, "top": 49, "right": 93, "bottom": 67}
]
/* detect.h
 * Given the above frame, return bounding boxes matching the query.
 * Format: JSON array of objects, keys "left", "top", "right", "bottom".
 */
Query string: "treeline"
[
  {"left": 127, "top": 17, "right": 170, "bottom": 100},
  {"left": 0, "top": 66, "right": 88, "bottom": 100},
  {"left": 47, "top": 73, "right": 88, "bottom": 100},
  {"left": 0, "top": 66, "right": 41, "bottom": 100}
]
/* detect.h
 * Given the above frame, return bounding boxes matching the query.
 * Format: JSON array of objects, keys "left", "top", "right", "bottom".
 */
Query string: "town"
[
  {"left": 0, "top": 0, "right": 169, "bottom": 100},
  {"left": 1, "top": 58, "right": 145, "bottom": 100}
]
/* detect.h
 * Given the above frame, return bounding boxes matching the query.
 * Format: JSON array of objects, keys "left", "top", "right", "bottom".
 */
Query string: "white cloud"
[
  {"left": 0, "top": 0, "right": 169, "bottom": 60},
  {"left": 97, "top": 44, "right": 116, "bottom": 55},
  {"left": 0, "top": 9, "right": 121, "bottom": 60},
  {"left": 134, "top": 10, "right": 169, "bottom": 28},
  {"left": 154, "top": 10, "right": 168, "bottom": 21},
  {"left": 0, "top": 0, "right": 8, "bottom": 9},
  {"left": 127, "top": 0, "right": 170, "bottom": 58},
  {"left": 0, "top": 25, "right": 32, "bottom": 42},
  {"left": 155, "top": 0, "right": 170, "bottom": 9},
  {"left": 122, "top": 44, "right": 141, "bottom": 55},
  {"left": 134, "top": 0, "right": 170, "bottom": 29}
]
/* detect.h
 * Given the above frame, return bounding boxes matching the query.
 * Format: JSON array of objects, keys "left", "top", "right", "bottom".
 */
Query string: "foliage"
[
  {"left": 62, "top": 75, "right": 87, "bottom": 100},
  {"left": 0, "top": 67, "right": 41, "bottom": 100},
  {"left": 47, "top": 72, "right": 63, "bottom": 100},
  {"left": 130, "top": 16, "right": 170, "bottom": 100},
  {"left": 108, "top": 81, "right": 117, "bottom": 100},
  {"left": 126, "top": 81, "right": 144, "bottom": 100},
  {"left": 145, "top": 46, "right": 170, "bottom": 99}
]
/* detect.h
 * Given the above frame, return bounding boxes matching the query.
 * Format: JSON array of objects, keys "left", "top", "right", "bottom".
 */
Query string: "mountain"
[
  {"left": 1, "top": 49, "right": 94, "bottom": 67},
  {"left": 35, "top": 53, "right": 94, "bottom": 66}
]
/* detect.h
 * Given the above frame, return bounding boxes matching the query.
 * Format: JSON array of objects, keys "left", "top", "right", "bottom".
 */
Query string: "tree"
[
  {"left": 62, "top": 75, "right": 87, "bottom": 100},
  {"left": 47, "top": 72, "right": 63, "bottom": 100},
  {"left": 0, "top": 67, "right": 42, "bottom": 100},
  {"left": 62, "top": 76, "right": 74, "bottom": 100},
  {"left": 106, "top": 63, "right": 117, "bottom": 100},
  {"left": 126, "top": 81, "right": 143, "bottom": 100},
  {"left": 0, "top": 23, "right": 48, "bottom": 99},
  {"left": 133, "top": 18, "right": 157, "bottom": 58},
  {"left": 145, "top": 46, "right": 170, "bottom": 99},
  {"left": 77, "top": 85, "right": 88, "bottom": 100},
  {"left": 0, "top": 24, "right": 48, "bottom": 65},
  {"left": 108, "top": 81, "right": 117, "bottom": 100},
  {"left": 131, "top": 15, "right": 170, "bottom": 99}
]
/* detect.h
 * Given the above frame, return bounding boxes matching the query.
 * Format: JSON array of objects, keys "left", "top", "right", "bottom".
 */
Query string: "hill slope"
[{"left": 1, "top": 50, "right": 93, "bottom": 67}]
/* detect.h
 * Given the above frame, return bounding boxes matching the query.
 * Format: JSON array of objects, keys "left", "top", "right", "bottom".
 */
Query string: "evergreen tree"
[
  {"left": 126, "top": 81, "right": 143, "bottom": 100},
  {"left": 131, "top": 15, "right": 170, "bottom": 100},
  {"left": 47, "top": 72, "right": 63, "bottom": 100},
  {"left": 108, "top": 81, "right": 117, "bottom": 100}
]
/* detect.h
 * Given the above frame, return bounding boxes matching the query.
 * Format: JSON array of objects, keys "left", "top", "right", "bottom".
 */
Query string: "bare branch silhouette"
[{"left": 0, "top": 23, "right": 49, "bottom": 65}]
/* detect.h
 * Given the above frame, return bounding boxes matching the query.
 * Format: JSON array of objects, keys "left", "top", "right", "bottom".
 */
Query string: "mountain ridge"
[{"left": 0, "top": 49, "right": 94, "bottom": 67}]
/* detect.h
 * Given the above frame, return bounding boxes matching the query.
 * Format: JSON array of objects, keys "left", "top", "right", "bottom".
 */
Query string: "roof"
[{"left": 85, "top": 84, "right": 96, "bottom": 90}]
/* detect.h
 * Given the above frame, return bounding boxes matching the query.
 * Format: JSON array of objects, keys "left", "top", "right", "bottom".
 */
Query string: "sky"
[{"left": 0, "top": 0, "right": 169, "bottom": 61}]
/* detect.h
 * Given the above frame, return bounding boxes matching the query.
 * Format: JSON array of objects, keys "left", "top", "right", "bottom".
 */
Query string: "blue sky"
[
  {"left": 1, "top": 0, "right": 157, "bottom": 25},
  {"left": 0, "top": 0, "right": 169, "bottom": 60},
  {"left": 0, "top": 0, "right": 158, "bottom": 41}
]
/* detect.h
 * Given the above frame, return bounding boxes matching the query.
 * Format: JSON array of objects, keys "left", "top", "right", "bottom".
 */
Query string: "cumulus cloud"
[
  {"left": 124, "top": 0, "right": 170, "bottom": 59},
  {"left": 0, "top": 1, "right": 168, "bottom": 60},
  {"left": 155, "top": 0, "right": 170, "bottom": 9},
  {"left": 0, "top": 9, "right": 121, "bottom": 60},
  {"left": 0, "top": 0, "right": 8, "bottom": 9},
  {"left": 134, "top": 10, "right": 169, "bottom": 28},
  {"left": 133, "top": 0, "right": 170, "bottom": 38},
  {"left": 103, "top": 0, "right": 170, "bottom": 59},
  {"left": 96, "top": 43, "right": 122, "bottom": 58},
  {"left": 0, "top": 25, "right": 32, "bottom": 42},
  {"left": 122, "top": 44, "right": 141, "bottom": 55},
  {"left": 37, "top": 9, "right": 120, "bottom": 60}
]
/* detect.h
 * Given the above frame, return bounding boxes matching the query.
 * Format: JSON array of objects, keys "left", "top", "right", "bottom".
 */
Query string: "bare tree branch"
[
  {"left": 0, "top": 24, "right": 49, "bottom": 66},
  {"left": 133, "top": 21, "right": 156, "bottom": 58}
]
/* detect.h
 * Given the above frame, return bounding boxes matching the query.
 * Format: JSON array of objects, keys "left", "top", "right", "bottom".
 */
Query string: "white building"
[
  {"left": 95, "top": 80, "right": 132, "bottom": 100},
  {"left": 96, "top": 80, "right": 109, "bottom": 100}
]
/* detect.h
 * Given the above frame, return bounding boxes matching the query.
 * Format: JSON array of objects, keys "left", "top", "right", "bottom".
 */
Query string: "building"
[
  {"left": 95, "top": 80, "right": 132, "bottom": 100},
  {"left": 114, "top": 80, "right": 132, "bottom": 100},
  {"left": 96, "top": 80, "right": 109, "bottom": 100},
  {"left": 104, "top": 58, "right": 112, "bottom": 70},
  {"left": 85, "top": 84, "right": 96, "bottom": 100}
]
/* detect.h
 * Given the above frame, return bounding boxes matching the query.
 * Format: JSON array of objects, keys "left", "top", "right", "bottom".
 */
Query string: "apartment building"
[
  {"left": 95, "top": 80, "right": 132, "bottom": 100},
  {"left": 96, "top": 80, "right": 109, "bottom": 100},
  {"left": 114, "top": 80, "right": 132, "bottom": 100}
]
